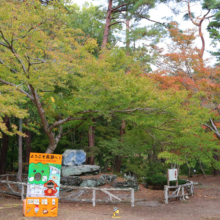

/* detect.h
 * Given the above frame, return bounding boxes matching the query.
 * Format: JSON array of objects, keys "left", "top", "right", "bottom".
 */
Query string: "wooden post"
[
  {"left": 182, "top": 186, "right": 185, "bottom": 200},
  {"left": 167, "top": 169, "right": 169, "bottom": 186},
  {"left": 131, "top": 188, "right": 134, "bottom": 207},
  {"left": 191, "top": 183, "right": 194, "bottom": 196},
  {"left": 176, "top": 169, "right": 178, "bottom": 186},
  {"left": 92, "top": 189, "right": 96, "bottom": 207},
  {"left": 164, "top": 185, "right": 168, "bottom": 204},
  {"left": 21, "top": 184, "right": 24, "bottom": 201}
]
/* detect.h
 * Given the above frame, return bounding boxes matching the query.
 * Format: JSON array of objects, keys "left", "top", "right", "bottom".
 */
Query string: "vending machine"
[{"left": 24, "top": 153, "right": 62, "bottom": 217}]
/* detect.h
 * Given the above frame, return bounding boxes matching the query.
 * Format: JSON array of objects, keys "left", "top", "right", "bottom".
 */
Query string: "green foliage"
[
  {"left": 145, "top": 174, "right": 187, "bottom": 189},
  {"left": 205, "top": 0, "right": 220, "bottom": 62},
  {"left": 0, "top": 0, "right": 220, "bottom": 177},
  {"left": 66, "top": 3, "right": 106, "bottom": 49}
]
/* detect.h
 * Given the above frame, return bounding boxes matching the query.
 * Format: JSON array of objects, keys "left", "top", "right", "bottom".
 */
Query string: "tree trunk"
[
  {"left": 114, "top": 156, "right": 123, "bottom": 173},
  {"left": 17, "top": 118, "right": 22, "bottom": 182},
  {"left": 101, "top": 0, "right": 113, "bottom": 49},
  {"left": 199, "top": 161, "right": 206, "bottom": 179},
  {"left": 126, "top": 16, "right": 130, "bottom": 51},
  {"left": 25, "top": 127, "right": 32, "bottom": 163},
  {"left": 213, "top": 153, "right": 220, "bottom": 175},
  {"left": 114, "top": 120, "right": 126, "bottom": 172},
  {"left": 87, "top": 119, "right": 95, "bottom": 165},
  {"left": 45, "top": 139, "right": 59, "bottom": 154},
  {"left": 0, "top": 116, "right": 10, "bottom": 174},
  {"left": 45, "top": 126, "right": 63, "bottom": 154},
  {"left": 188, "top": 167, "right": 191, "bottom": 178},
  {"left": 185, "top": 156, "right": 191, "bottom": 178},
  {"left": 103, "top": 158, "right": 111, "bottom": 172}
]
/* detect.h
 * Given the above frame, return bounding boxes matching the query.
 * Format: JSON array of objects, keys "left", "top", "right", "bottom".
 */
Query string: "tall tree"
[
  {"left": 0, "top": 116, "right": 10, "bottom": 174},
  {"left": 101, "top": 0, "right": 157, "bottom": 49},
  {"left": 17, "top": 118, "right": 22, "bottom": 182},
  {"left": 150, "top": 23, "right": 220, "bottom": 172},
  {"left": 205, "top": 0, "right": 220, "bottom": 62},
  {"left": 0, "top": 0, "right": 195, "bottom": 154}
]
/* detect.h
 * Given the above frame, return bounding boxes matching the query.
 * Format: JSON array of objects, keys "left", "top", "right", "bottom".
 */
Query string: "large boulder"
[
  {"left": 100, "top": 174, "right": 117, "bottom": 184},
  {"left": 80, "top": 178, "right": 106, "bottom": 187},
  {"left": 123, "top": 172, "right": 137, "bottom": 181},
  {"left": 62, "top": 149, "right": 86, "bottom": 166},
  {"left": 60, "top": 176, "right": 83, "bottom": 186},
  {"left": 112, "top": 180, "right": 139, "bottom": 191},
  {"left": 61, "top": 165, "right": 100, "bottom": 177}
]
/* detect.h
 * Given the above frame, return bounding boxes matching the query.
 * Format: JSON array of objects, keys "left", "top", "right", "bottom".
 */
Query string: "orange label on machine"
[
  {"left": 25, "top": 198, "right": 58, "bottom": 217},
  {"left": 25, "top": 153, "right": 62, "bottom": 217}
]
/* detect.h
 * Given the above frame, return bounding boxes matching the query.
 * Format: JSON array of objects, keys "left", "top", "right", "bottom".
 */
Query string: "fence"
[
  {"left": 164, "top": 181, "right": 194, "bottom": 204},
  {"left": 0, "top": 174, "right": 135, "bottom": 207}
]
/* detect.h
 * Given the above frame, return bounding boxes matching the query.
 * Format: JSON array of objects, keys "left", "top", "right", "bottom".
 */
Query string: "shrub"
[{"left": 145, "top": 174, "right": 187, "bottom": 190}]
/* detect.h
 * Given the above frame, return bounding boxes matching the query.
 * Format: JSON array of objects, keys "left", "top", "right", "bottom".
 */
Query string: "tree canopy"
[{"left": 0, "top": 0, "right": 220, "bottom": 176}]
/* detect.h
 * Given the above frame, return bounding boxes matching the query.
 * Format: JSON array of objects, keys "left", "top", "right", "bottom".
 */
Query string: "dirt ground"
[{"left": 1, "top": 175, "right": 220, "bottom": 220}]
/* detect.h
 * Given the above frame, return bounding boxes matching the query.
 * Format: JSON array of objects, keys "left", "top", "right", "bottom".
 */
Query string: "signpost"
[
  {"left": 24, "top": 153, "right": 62, "bottom": 217},
  {"left": 167, "top": 169, "right": 178, "bottom": 186}
]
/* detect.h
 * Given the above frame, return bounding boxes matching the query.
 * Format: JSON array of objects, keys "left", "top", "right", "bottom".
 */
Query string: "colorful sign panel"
[{"left": 25, "top": 153, "right": 62, "bottom": 217}]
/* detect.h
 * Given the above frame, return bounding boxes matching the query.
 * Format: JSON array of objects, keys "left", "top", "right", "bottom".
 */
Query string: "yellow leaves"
[
  {"left": 51, "top": 97, "right": 55, "bottom": 103},
  {"left": 83, "top": 38, "right": 98, "bottom": 53}
]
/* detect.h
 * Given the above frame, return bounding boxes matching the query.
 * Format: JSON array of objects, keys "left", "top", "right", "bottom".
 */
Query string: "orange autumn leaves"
[{"left": 149, "top": 22, "right": 220, "bottom": 104}]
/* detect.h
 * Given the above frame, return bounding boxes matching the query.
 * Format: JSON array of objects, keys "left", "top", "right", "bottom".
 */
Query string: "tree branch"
[
  {"left": 187, "top": 2, "right": 199, "bottom": 26},
  {"left": 0, "top": 30, "right": 11, "bottom": 47},
  {"left": 0, "top": 41, "right": 10, "bottom": 48},
  {"left": 29, "top": 84, "right": 50, "bottom": 133},
  {"left": 204, "top": 123, "right": 215, "bottom": 132},
  {"left": 210, "top": 119, "right": 220, "bottom": 138},
  {"left": 0, "top": 59, "right": 17, "bottom": 73},
  {"left": 55, "top": 125, "right": 63, "bottom": 143},
  {"left": 0, "top": 78, "right": 34, "bottom": 101},
  {"left": 112, "top": 3, "right": 127, "bottom": 12},
  {"left": 61, "top": 121, "right": 85, "bottom": 137},
  {"left": 48, "top": 117, "right": 86, "bottom": 132},
  {"left": 109, "top": 21, "right": 124, "bottom": 27},
  {"left": 136, "top": 14, "right": 166, "bottom": 26}
]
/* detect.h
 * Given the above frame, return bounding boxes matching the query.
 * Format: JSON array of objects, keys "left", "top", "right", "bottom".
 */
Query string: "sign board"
[
  {"left": 25, "top": 153, "right": 62, "bottom": 217},
  {"left": 168, "top": 169, "right": 178, "bottom": 181}
]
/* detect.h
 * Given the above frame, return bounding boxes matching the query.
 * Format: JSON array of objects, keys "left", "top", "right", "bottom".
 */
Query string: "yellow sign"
[{"left": 24, "top": 153, "right": 62, "bottom": 217}]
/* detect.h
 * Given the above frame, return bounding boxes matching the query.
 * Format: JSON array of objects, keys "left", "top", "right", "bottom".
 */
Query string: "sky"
[{"left": 70, "top": 0, "right": 216, "bottom": 64}]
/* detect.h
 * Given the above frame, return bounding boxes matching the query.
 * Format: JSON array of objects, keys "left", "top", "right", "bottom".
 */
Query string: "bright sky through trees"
[{"left": 71, "top": 0, "right": 215, "bottom": 64}]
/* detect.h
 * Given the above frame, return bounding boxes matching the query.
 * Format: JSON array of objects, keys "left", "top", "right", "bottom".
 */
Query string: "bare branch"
[
  {"left": 112, "top": 3, "right": 127, "bottom": 12},
  {"left": 210, "top": 119, "right": 220, "bottom": 136},
  {"left": 204, "top": 123, "right": 215, "bottom": 132},
  {"left": 187, "top": 2, "right": 199, "bottom": 26},
  {"left": 136, "top": 14, "right": 166, "bottom": 26},
  {"left": 202, "top": 9, "right": 211, "bottom": 20},
  {"left": 109, "top": 21, "right": 124, "bottom": 27}
]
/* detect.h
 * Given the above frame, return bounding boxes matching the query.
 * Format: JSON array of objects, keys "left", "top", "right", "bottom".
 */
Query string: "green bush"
[{"left": 145, "top": 174, "right": 187, "bottom": 190}]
